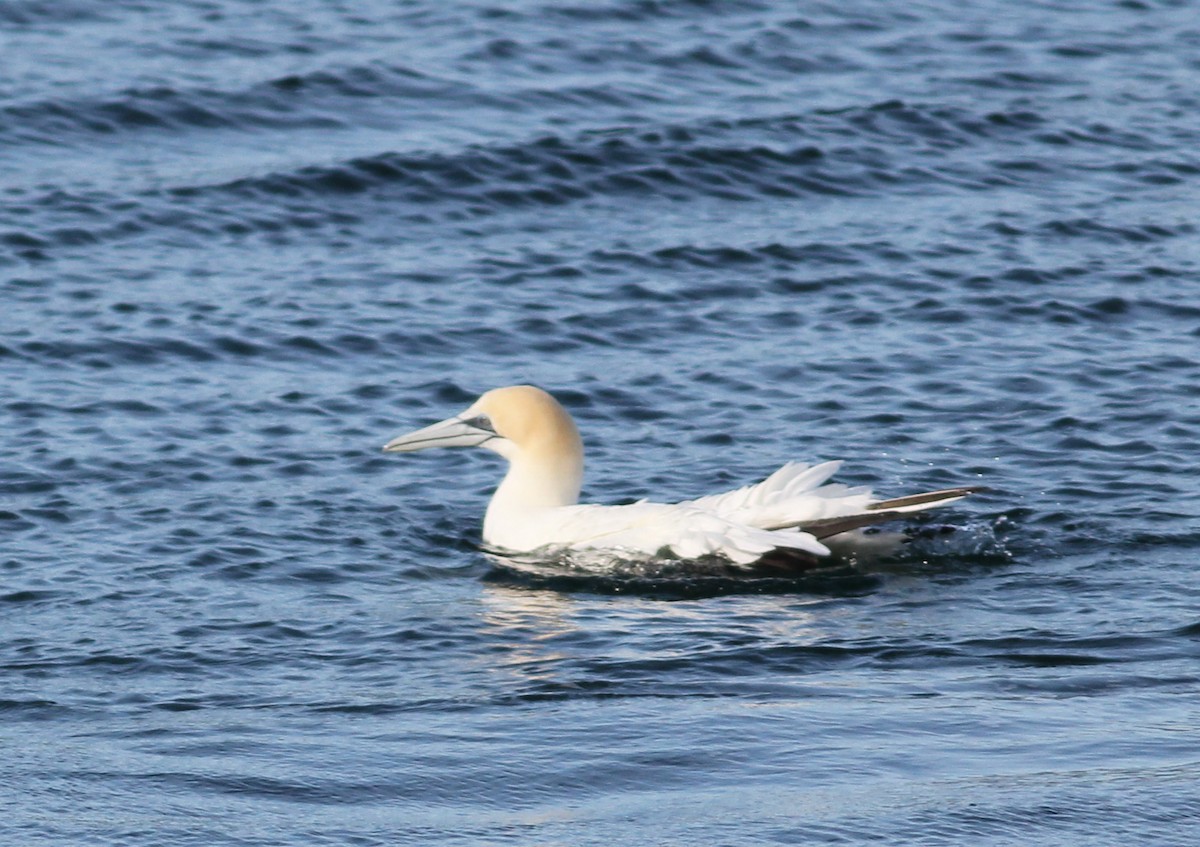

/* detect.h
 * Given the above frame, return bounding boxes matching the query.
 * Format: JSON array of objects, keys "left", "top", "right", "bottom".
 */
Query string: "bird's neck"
[{"left": 484, "top": 448, "right": 582, "bottom": 544}]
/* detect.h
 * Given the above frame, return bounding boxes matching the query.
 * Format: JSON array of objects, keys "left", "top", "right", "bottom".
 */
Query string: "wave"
[
  {"left": 2, "top": 97, "right": 1184, "bottom": 263},
  {"left": 0, "top": 62, "right": 468, "bottom": 148}
]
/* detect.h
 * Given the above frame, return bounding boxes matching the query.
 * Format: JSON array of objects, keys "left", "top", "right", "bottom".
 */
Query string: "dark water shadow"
[{"left": 483, "top": 550, "right": 879, "bottom": 600}]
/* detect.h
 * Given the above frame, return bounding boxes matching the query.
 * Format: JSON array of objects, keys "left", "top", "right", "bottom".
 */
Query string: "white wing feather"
[
  {"left": 522, "top": 500, "right": 829, "bottom": 566},
  {"left": 686, "top": 461, "right": 874, "bottom": 528}
]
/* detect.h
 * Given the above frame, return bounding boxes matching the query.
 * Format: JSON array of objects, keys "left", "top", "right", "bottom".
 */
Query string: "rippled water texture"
[{"left": 3, "top": 1, "right": 1199, "bottom": 844}]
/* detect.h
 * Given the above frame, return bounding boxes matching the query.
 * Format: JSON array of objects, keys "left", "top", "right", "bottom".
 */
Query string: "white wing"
[
  {"left": 686, "top": 461, "right": 874, "bottom": 527},
  {"left": 526, "top": 500, "right": 830, "bottom": 566}
]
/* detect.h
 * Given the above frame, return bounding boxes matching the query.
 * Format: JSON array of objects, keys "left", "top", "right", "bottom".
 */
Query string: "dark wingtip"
[{"left": 867, "top": 485, "right": 989, "bottom": 512}]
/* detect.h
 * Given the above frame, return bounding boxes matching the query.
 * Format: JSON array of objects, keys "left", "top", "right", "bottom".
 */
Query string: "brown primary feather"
[
  {"left": 867, "top": 486, "right": 988, "bottom": 512},
  {"left": 799, "top": 510, "right": 925, "bottom": 539},
  {"left": 768, "top": 486, "right": 988, "bottom": 540}
]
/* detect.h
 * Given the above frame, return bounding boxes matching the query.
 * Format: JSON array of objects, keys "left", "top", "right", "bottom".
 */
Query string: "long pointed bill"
[{"left": 382, "top": 416, "right": 494, "bottom": 453}]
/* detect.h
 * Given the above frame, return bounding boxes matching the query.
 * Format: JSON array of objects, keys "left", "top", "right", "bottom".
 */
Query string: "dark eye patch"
[{"left": 466, "top": 414, "right": 495, "bottom": 433}]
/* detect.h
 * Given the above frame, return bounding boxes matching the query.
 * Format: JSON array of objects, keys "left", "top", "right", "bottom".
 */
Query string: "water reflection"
[
  {"left": 475, "top": 576, "right": 580, "bottom": 689},
  {"left": 472, "top": 557, "right": 878, "bottom": 699}
]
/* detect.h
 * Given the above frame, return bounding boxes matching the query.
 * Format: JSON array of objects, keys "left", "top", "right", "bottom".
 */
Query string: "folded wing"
[{"left": 531, "top": 500, "right": 830, "bottom": 565}]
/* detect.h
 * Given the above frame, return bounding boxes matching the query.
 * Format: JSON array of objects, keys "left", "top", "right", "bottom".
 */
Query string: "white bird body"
[{"left": 384, "top": 385, "right": 981, "bottom": 567}]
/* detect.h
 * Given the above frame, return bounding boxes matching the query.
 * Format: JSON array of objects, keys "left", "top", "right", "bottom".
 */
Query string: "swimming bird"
[{"left": 383, "top": 385, "right": 982, "bottom": 567}]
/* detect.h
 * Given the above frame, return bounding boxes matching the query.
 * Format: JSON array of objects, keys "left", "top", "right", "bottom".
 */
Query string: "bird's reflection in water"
[
  {"left": 471, "top": 556, "right": 877, "bottom": 697},
  {"left": 474, "top": 578, "right": 584, "bottom": 691}
]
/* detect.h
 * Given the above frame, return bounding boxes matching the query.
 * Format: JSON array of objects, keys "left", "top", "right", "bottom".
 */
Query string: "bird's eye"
[{"left": 467, "top": 414, "right": 495, "bottom": 432}]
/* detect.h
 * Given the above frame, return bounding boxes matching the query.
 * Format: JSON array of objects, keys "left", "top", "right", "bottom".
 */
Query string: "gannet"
[{"left": 383, "top": 385, "right": 983, "bottom": 567}]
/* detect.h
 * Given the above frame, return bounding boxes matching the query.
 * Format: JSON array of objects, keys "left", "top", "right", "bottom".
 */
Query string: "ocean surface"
[{"left": 3, "top": 0, "right": 1199, "bottom": 844}]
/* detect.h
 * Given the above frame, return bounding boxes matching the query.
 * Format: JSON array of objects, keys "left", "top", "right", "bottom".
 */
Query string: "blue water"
[{"left": 3, "top": 0, "right": 1199, "bottom": 843}]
